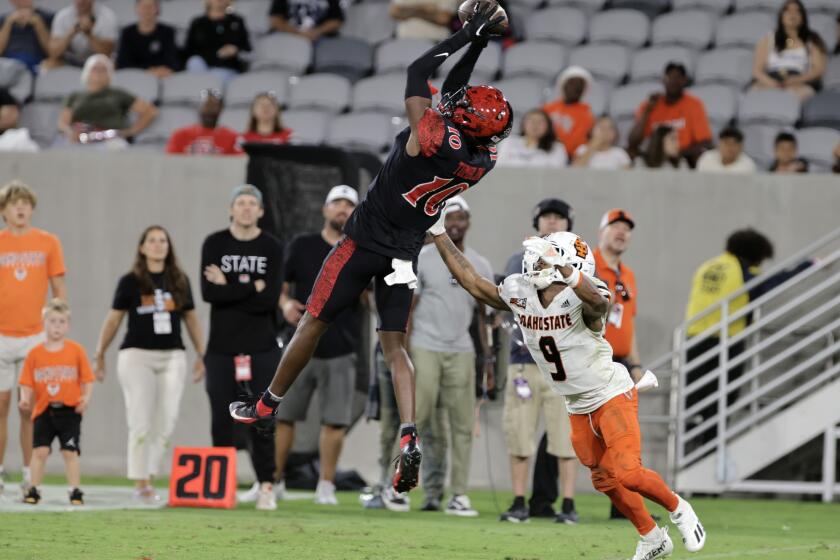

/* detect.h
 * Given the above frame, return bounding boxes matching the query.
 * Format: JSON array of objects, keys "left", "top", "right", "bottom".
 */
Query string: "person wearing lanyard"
[
  {"left": 593, "top": 208, "right": 641, "bottom": 520},
  {"left": 94, "top": 225, "right": 205, "bottom": 502},
  {"left": 201, "top": 185, "right": 284, "bottom": 511}
]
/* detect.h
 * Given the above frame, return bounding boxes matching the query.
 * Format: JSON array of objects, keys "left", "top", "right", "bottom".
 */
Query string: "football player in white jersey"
[{"left": 428, "top": 217, "right": 706, "bottom": 560}]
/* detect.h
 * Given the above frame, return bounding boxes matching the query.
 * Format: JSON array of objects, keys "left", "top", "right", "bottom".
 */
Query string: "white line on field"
[{"left": 603, "top": 543, "right": 840, "bottom": 560}]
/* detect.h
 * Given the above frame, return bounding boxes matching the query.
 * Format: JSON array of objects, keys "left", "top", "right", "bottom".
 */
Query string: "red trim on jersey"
[
  {"left": 307, "top": 238, "right": 357, "bottom": 319},
  {"left": 418, "top": 109, "right": 445, "bottom": 157}
]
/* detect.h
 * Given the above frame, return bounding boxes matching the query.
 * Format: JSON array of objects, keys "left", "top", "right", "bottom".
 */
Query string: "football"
[{"left": 457, "top": 0, "right": 508, "bottom": 36}]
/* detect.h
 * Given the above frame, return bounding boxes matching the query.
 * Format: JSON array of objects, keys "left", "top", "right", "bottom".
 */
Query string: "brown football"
[{"left": 457, "top": 0, "right": 508, "bottom": 36}]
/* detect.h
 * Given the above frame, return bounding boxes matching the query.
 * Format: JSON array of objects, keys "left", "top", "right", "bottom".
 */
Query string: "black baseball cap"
[
  {"left": 664, "top": 61, "right": 688, "bottom": 77},
  {"left": 532, "top": 198, "right": 574, "bottom": 231}
]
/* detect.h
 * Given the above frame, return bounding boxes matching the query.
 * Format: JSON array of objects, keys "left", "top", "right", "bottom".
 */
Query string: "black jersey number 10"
[{"left": 538, "top": 336, "right": 567, "bottom": 382}]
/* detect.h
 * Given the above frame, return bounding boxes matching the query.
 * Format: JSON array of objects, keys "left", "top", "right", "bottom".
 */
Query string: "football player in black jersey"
[{"left": 230, "top": 3, "right": 512, "bottom": 496}]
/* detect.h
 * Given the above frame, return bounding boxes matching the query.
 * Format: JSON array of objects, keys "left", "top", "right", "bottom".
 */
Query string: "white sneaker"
[
  {"left": 669, "top": 495, "right": 706, "bottom": 552},
  {"left": 238, "top": 482, "right": 261, "bottom": 503},
  {"left": 314, "top": 480, "right": 339, "bottom": 505},
  {"left": 274, "top": 480, "right": 287, "bottom": 501},
  {"left": 256, "top": 486, "right": 277, "bottom": 511},
  {"left": 632, "top": 526, "right": 674, "bottom": 560},
  {"left": 444, "top": 494, "right": 479, "bottom": 517},
  {"left": 0, "top": 466, "right": 6, "bottom": 494},
  {"left": 381, "top": 486, "right": 410, "bottom": 513}
]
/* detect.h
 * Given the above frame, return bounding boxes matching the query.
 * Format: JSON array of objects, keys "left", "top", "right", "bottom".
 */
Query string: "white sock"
[
  {"left": 317, "top": 479, "right": 335, "bottom": 492},
  {"left": 642, "top": 527, "right": 661, "bottom": 542},
  {"left": 22, "top": 466, "right": 31, "bottom": 480}
]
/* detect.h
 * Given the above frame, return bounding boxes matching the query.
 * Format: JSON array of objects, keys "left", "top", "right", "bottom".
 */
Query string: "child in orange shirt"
[{"left": 18, "top": 299, "right": 94, "bottom": 505}]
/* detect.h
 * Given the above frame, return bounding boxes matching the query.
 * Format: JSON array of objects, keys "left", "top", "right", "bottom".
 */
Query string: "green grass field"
[{"left": 2, "top": 475, "right": 839, "bottom": 560}]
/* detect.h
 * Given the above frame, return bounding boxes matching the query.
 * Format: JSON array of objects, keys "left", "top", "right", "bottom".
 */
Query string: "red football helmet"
[{"left": 438, "top": 85, "right": 513, "bottom": 145}]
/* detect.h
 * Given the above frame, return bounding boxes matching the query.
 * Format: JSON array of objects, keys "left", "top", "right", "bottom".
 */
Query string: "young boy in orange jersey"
[{"left": 19, "top": 299, "right": 94, "bottom": 505}]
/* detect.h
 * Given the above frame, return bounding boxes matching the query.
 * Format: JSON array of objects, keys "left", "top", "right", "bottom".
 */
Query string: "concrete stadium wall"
[{"left": 1, "top": 151, "right": 838, "bottom": 492}]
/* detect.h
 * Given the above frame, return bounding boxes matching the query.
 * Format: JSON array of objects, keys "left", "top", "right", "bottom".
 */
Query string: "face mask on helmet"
[{"left": 438, "top": 85, "right": 513, "bottom": 145}]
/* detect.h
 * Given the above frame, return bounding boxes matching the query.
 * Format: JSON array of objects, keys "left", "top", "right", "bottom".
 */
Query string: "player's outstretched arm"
[
  {"left": 404, "top": 4, "right": 501, "bottom": 156},
  {"left": 431, "top": 231, "right": 508, "bottom": 311}
]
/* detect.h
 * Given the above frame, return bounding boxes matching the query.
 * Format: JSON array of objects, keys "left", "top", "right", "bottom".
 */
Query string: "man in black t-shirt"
[
  {"left": 231, "top": 5, "right": 511, "bottom": 497},
  {"left": 268, "top": 0, "right": 343, "bottom": 41},
  {"left": 274, "top": 185, "right": 361, "bottom": 505},
  {"left": 115, "top": 0, "right": 179, "bottom": 78}
]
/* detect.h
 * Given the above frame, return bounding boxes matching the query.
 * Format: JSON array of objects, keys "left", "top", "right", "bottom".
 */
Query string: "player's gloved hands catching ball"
[
  {"left": 428, "top": 209, "right": 447, "bottom": 237},
  {"left": 458, "top": 0, "right": 508, "bottom": 40}
]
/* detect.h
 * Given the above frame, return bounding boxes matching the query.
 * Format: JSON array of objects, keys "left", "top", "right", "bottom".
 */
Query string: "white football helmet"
[{"left": 521, "top": 232, "right": 595, "bottom": 289}]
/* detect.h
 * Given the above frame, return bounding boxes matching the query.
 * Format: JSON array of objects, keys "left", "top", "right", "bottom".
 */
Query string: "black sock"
[
  {"left": 512, "top": 495, "right": 526, "bottom": 509},
  {"left": 399, "top": 423, "right": 417, "bottom": 439},
  {"left": 260, "top": 390, "right": 282, "bottom": 411},
  {"left": 562, "top": 498, "right": 575, "bottom": 514}
]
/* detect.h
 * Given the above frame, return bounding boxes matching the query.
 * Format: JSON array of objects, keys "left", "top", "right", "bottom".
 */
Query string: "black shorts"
[
  {"left": 306, "top": 237, "right": 416, "bottom": 332},
  {"left": 33, "top": 405, "right": 82, "bottom": 454}
]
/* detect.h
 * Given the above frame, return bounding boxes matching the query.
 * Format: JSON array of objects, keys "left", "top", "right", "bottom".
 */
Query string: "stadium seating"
[
  {"left": 588, "top": 10, "right": 650, "bottom": 48},
  {"left": 235, "top": 0, "right": 272, "bottom": 36},
  {"left": 550, "top": 0, "right": 609, "bottom": 12},
  {"left": 351, "top": 74, "right": 406, "bottom": 115},
  {"left": 33, "top": 67, "right": 81, "bottom": 102},
  {"left": 586, "top": 80, "right": 610, "bottom": 116},
  {"left": 326, "top": 112, "right": 394, "bottom": 153},
  {"left": 159, "top": 0, "right": 200, "bottom": 35},
  {"left": 569, "top": 44, "right": 631, "bottom": 85},
  {"left": 824, "top": 58, "right": 840, "bottom": 91},
  {"left": 0, "top": 58, "right": 31, "bottom": 102},
  {"left": 252, "top": 34, "right": 312, "bottom": 74},
  {"left": 491, "top": 76, "right": 550, "bottom": 117},
  {"left": 18, "top": 102, "right": 62, "bottom": 147},
  {"left": 608, "top": 81, "right": 660, "bottom": 121},
  {"left": 313, "top": 37, "right": 373, "bottom": 82},
  {"left": 742, "top": 123, "right": 779, "bottom": 168},
  {"left": 375, "top": 38, "right": 433, "bottom": 75},
  {"left": 217, "top": 107, "right": 250, "bottom": 132},
  {"left": 341, "top": 2, "right": 396, "bottom": 45},
  {"left": 112, "top": 69, "right": 159, "bottom": 103},
  {"left": 135, "top": 106, "right": 196, "bottom": 147},
  {"left": 734, "top": 0, "right": 784, "bottom": 12},
  {"left": 715, "top": 13, "right": 775, "bottom": 49},
  {"left": 690, "top": 84, "right": 738, "bottom": 128},
  {"left": 160, "top": 72, "right": 224, "bottom": 106},
  {"left": 801, "top": 92, "right": 840, "bottom": 130},
  {"left": 694, "top": 49, "right": 755, "bottom": 89},
  {"left": 629, "top": 46, "right": 696, "bottom": 83},
  {"left": 610, "top": 0, "right": 671, "bottom": 19},
  {"left": 738, "top": 89, "right": 800, "bottom": 127},
  {"left": 671, "top": 0, "right": 732, "bottom": 14},
  {"left": 287, "top": 74, "right": 352, "bottom": 113},
  {"left": 503, "top": 42, "right": 567, "bottom": 80},
  {"left": 810, "top": 13, "right": 838, "bottom": 53},
  {"left": 437, "top": 40, "right": 502, "bottom": 84},
  {"left": 224, "top": 72, "right": 290, "bottom": 109},
  {"left": 651, "top": 11, "right": 715, "bottom": 50},
  {"left": 797, "top": 127, "right": 840, "bottom": 169},
  {"left": 802, "top": 0, "right": 839, "bottom": 13},
  {"left": 283, "top": 110, "right": 331, "bottom": 145},
  {"left": 524, "top": 7, "right": 587, "bottom": 45}
]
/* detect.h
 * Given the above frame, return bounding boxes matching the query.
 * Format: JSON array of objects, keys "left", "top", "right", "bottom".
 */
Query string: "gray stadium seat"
[
  {"left": 733, "top": 0, "right": 783, "bottom": 11},
  {"left": 110, "top": 0, "right": 137, "bottom": 27},
  {"left": 802, "top": 0, "right": 839, "bottom": 13},
  {"left": 587, "top": 80, "right": 611, "bottom": 116},
  {"left": 437, "top": 40, "right": 502, "bottom": 84},
  {"left": 326, "top": 112, "right": 393, "bottom": 153},
  {"left": 589, "top": 10, "right": 650, "bottom": 49},
  {"left": 652, "top": 11, "right": 714, "bottom": 50},
  {"left": 824, "top": 57, "right": 840, "bottom": 91},
  {"left": 283, "top": 110, "right": 330, "bottom": 145},
  {"left": 490, "top": 77, "right": 550, "bottom": 117},
  {"left": 608, "top": 81, "right": 660, "bottom": 120},
  {"left": 160, "top": 72, "right": 224, "bottom": 106},
  {"left": 33, "top": 67, "right": 81, "bottom": 102},
  {"left": 234, "top": 0, "right": 271, "bottom": 36},
  {"left": 715, "top": 13, "right": 775, "bottom": 49},
  {"left": 630, "top": 47, "right": 696, "bottom": 83},
  {"left": 159, "top": 0, "right": 200, "bottom": 34},
  {"left": 568, "top": 44, "right": 630, "bottom": 85},
  {"left": 742, "top": 123, "right": 779, "bottom": 168},
  {"left": 313, "top": 37, "right": 373, "bottom": 82},
  {"left": 19, "top": 102, "right": 61, "bottom": 147},
  {"left": 224, "top": 71, "right": 290, "bottom": 109},
  {"left": 351, "top": 74, "right": 405, "bottom": 115},
  {"left": 217, "top": 108, "right": 250, "bottom": 132},
  {"left": 738, "top": 89, "right": 800, "bottom": 127},
  {"left": 287, "top": 73, "right": 351, "bottom": 113},
  {"left": 797, "top": 127, "right": 840, "bottom": 169},
  {"left": 342, "top": 2, "right": 396, "bottom": 45},
  {"left": 503, "top": 42, "right": 566, "bottom": 80},
  {"left": 135, "top": 106, "right": 196, "bottom": 145},
  {"left": 810, "top": 14, "right": 837, "bottom": 54},
  {"left": 252, "top": 34, "right": 312, "bottom": 74},
  {"left": 375, "top": 38, "right": 433, "bottom": 75},
  {"left": 610, "top": 0, "right": 670, "bottom": 19},
  {"left": 671, "top": 0, "right": 732, "bottom": 14},
  {"left": 525, "top": 8, "right": 587, "bottom": 45},
  {"left": 695, "top": 48, "right": 754, "bottom": 88},
  {"left": 547, "top": 0, "right": 608, "bottom": 11},
  {"left": 801, "top": 92, "right": 840, "bottom": 130},
  {"left": 0, "top": 58, "right": 31, "bottom": 102},
  {"left": 689, "top": 84, "right": 738, "bottom": 127},
  {"left": 112, "top": 69, "right": 159, "bottom": 103}
]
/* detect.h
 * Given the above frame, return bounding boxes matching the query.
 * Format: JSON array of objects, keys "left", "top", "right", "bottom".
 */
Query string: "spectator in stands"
[
  {"left": 628, "top": 62, "right": 713, "bottom": 166},
  {"left": 0, "top": 87, "right": 35, "bottom": 151},
  {"left": 542, "top": 66, "right": 595, "bottom": 158},
  {"left": 696, "top": 126, "right": 756, "bottom": 174},
  {"left": 0, "top": 0, "right": 52, "bottom": 73},
  {"left": 635, "top": 125, "right": 688, "bottom": 170},
  {"left": 201, "top": 185, "right": 284, "bottom": 511},
  {"left": 769, "top": 131, "right": 809, "bottom": 173},
  {"left": 269, "top": 0, "right": 344, "bottom": 41},
  {"left": 410, "top": 196, "right": 492, "bottom": 516},
  {"left": 0, "top": 88, "right": 18, "bottom": 133},
  {"left": 751, "top": 0, "right": 827, "bottom": 102},
  {"left": 116, "top": 0, "right": 179, "bottom": 78},
  {"left": 0, "top": 180, "right": 66, "bottom": 496},
  {"left": 572, "top": 116, "right": 631, "bottom": 170},
  {"left": 184, "top": 0, "right": 251, "bottom": 81},
  {"left": 43, "top": 0, "right": 117, "bottom": 69},
  {"left": 833, "top": 141, "right": 840, "bottom": 173},
  {"left": 57, "top": 54, "right": 158, "bottom": 148},
  {"left": 500, "top": 198, "right": 578, "bottom": 525},
  {"left": 497, "top": 109, "right": 567, "bottom": 168},
  {"left": 166, "top": 89, "right": 240, "bottom": 155},
  {"left": 272, "top": 186, "right": 361, "bottom": 506},
  {"left": 238, "top": 92, "right": 293, "bottom": 146},
  {"left": 93, "top": 226, "right": 205, "bottom": 503},
  {"left": 389, "top": 0, "right": 454, "bottom": 41}
]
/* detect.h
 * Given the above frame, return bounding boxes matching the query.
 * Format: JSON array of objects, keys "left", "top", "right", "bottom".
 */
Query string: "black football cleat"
[
  {"left": 392, "top": 435, "right": 422, "bottom": 494},
  {"left": 229, "top": 394, "right": 276, "bottom": 425},
  {"left": 69, "top": 487, "right": 85, "bottom": 506},
  {"left": 24, "top": 486, "right": 41, "bottom": 505}
]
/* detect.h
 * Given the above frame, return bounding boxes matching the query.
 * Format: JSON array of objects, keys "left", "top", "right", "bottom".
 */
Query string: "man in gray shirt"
[{"left": 410, "top": 195, "right": 493, "bottom": 517}]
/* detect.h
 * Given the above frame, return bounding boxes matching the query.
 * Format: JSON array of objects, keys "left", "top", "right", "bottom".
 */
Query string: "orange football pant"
[{"left": 570, "top": 388, "right": 679, "bottom": 535}]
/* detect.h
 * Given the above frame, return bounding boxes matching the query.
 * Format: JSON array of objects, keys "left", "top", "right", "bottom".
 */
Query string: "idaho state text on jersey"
[{"left": 517, "top": 313, "right": 574, "bottom": 331}]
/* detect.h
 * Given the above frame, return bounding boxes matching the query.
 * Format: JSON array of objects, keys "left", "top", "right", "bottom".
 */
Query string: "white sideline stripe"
[{"left": 604, "top": 543, "right": 840, "bottom": 560}]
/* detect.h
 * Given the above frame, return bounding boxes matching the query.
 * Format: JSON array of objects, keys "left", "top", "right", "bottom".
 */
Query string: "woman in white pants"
[{"left": 94, "top": 226, "right": 205, "bottom": 500}]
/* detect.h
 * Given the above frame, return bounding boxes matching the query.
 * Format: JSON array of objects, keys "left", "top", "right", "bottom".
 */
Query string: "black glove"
[{"left": 462, "top": 2, "right": 504, "bottom": 41}]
